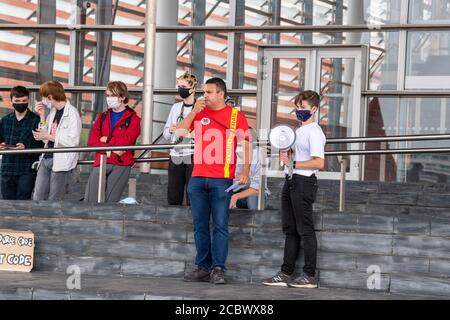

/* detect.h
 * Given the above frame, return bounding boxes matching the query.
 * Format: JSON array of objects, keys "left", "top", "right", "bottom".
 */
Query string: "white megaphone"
[{"left": 269, "top": 125, "right": 296, "bottom": 178}]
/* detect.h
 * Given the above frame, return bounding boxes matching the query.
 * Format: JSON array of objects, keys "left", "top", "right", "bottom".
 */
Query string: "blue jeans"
[{"left": 187, "top": 177, "right": 233, "bottom": 272}]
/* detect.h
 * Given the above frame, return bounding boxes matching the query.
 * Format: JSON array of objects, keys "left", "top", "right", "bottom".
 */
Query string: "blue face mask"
[{"left": 295, "top": 109, "right": 313, "bottom": 122}]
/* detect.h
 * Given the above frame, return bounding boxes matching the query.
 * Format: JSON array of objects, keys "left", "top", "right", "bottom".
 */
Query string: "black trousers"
[
  {"left": 281, "top": 174, "right": 318, "bottom": 277},
  {"left": 1, "top": 172, "right": 37, "bottom": 200},
  {"left": 167, "top": 155, "right": 193, "bottom": 205}
]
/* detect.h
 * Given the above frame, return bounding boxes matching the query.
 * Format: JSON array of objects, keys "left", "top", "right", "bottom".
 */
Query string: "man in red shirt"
[{"left": 176, "top": 77, "right": 252, "bottom": 284}]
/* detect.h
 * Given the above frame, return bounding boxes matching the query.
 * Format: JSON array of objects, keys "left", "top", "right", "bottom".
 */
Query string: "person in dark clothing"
[{"left": 0, "top": 86, "right": 43, "bottom": 200}]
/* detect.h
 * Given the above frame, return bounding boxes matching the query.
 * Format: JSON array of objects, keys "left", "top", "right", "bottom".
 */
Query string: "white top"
[
  {"left": 233, "top": 148, "right": 271, "bottom": 195},
  {"left": 285, "top": 122, "right": 326, "bottom": 177},
  {"left": 163, "top": 101, "right": 194, "bottom": 157},
  {"left": 40, "top": 101, "right": 82, "bottom": 172}
]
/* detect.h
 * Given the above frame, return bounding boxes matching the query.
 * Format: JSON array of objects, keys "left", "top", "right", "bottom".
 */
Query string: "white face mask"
[
  {"left": 42, "top": 98, "right": 52, "bottom": 109},
  {"left": 106, "top": 96, "right": 122, "bottom": 109}
]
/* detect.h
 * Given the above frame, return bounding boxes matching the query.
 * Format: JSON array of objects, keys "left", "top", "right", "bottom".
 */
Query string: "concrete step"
[
  {"left": 0, "top": 271, "right": 442, "bottom": 300},
  {"left": 1, "top": 200, "right": 450, "bottom": 296}
]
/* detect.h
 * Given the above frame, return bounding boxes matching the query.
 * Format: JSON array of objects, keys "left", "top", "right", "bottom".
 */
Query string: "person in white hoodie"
[
  {"left": 32, "top": 81, "right": 81, "bottom": 201},
  {"left": 163, "top": 72, "right": 197, "bottom": 205}
]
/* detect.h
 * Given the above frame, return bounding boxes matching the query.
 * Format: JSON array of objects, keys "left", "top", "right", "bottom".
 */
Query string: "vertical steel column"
[
  {"left": 339, "top": 158, "right": 346, "bottom": 212},
  {"left": 226, "top": 0, "right": 245, "bottom": 101},
  {"left": 128, "top": 177, "right": 137, "bottom": 198},
  {"left": 396, "top": 0, "right": 410, "bottom": 179},
  {"left": 268, "top": 0, "right": 281, "bottom": 44},
  {"left": 257, "top": 145, "right": 267, "bottom": 211},
  {"left": 302, "top": 0, "right": 313, "bottom": 44},
  {"left": 153, "top": 0, "right": 178, "bottom": 152},
  {"left": 140, "top": 0, "right": 158, "bottom": 173},
  {"left": 97, "top": 154, "right": 107, "bottom": 203},
  {"left": 192, "top": 0, "right": 206, "bottom": 84},
  {"left": 93, "top": 0, "right": 113, "bottom": 119},
  {"left": 68, "top": 0, "right": 87, "bottom": 109},
  {"left": 268, "top": 0, "right": 281, "bottom": 126},
  {"left": 36, "top": 0, "right": 56, "bottom": 83}
]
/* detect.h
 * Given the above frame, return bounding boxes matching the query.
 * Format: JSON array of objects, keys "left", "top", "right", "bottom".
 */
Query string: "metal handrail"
[
  {"left": 0, "top": 143, "right": 193, "bottom": 155},
  {"left": 2, "top": 23, "right": 450, "bottom": 32},
  {"left": 326, "top": 133, "right": 450, "bottom": 144},
  {"left": 326, "top": 148, "right": 450, "bottom": 156},
  {"left": 1, "top": 133, "right": 450, "bottom": 207},
  {"left": 77, "top": 157, "right": 169, "bottom": 165},
  {"left": 1, "top": 133, "right": 446, "bottom": 156}
]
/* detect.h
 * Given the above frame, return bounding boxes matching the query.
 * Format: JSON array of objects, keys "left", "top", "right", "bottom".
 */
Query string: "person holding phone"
[
  {"left": 163, "top": 72, "right": 197, "bottom": 206},
  {"left": 0, "top": 86, "right": 43, "bottom": 200},
  {"left": 83, "top": 81, "right": 141, "bottom": 203},
  {"left": 32, "top": 81, "right": 82, "bottom": 201}
]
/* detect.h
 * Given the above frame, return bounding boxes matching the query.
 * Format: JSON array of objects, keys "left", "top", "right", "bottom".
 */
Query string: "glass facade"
[{"left": 1, "top": 0, "right": 450, "bottom": 182}]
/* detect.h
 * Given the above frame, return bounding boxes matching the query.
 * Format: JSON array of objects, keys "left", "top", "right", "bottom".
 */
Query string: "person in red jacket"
[{"left": 84, "top": 81, "right": 141, "bottom": 203}]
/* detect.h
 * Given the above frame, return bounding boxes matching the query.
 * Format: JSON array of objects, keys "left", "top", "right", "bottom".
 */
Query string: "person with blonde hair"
[
  {"left": 163, "top": 72, "right": 197, "bottom": 205},
  {"left": 84, "top": 81, "right": 141, "bottom": 203},
  {"left": 32, "top": 80, "right": 82, "bottom": 201}
]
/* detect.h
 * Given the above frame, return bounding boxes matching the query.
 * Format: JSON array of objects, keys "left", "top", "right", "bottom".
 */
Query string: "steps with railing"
[{"left": 1, "top": 178, "right": 450, "bottom": 297}]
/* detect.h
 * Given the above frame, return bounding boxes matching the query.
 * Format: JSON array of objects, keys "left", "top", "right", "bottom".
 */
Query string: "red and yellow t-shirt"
[{"left": 189, "top": 106, "right": 251, "bottom": 179}]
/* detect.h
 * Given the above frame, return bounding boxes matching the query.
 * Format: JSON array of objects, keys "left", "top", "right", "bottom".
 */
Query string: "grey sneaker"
[
  {"left": 287, "top": 274, "right": 318, "bottom": 289},
  {"left": 210, "top": 267, "right": 227, "bottom": 285},
  {"left": 184, "top": 267, "right": 211, "bottom": 282},
  {"left": 262, "top": 271, "right": 292, "bottom": 287}
]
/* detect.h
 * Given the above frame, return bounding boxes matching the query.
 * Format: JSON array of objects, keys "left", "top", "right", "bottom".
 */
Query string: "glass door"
[{"left": 257, "top": 45, "right": 367, "bottom": 180}]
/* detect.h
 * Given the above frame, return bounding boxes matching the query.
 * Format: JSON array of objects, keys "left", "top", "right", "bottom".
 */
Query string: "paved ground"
[{"left": 0, "top": 271, "right": 445, "bottom": 300}]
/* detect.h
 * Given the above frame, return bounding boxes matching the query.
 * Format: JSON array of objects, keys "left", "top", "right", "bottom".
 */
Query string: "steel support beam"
[
  {"left": 68, "top": 0, "right": 88, "bottom": 109},
  {"left": 92, "top": 0, "right": 114, "bottom": 119},
  {"left": 226, "top": 0, "right": 245, "bottom": 96},
  {"left": 36, "top": 0, "right": 56, "bottom": 84},
  {"left": 192, "top": 0, "right": 206, "bottom": 84},
  {"left": 140, "top": 0, "right": 158, "bottom": 173}
]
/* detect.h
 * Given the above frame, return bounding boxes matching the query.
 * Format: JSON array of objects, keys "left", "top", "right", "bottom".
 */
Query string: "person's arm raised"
[{"left": 175, "top": 98, "right": 205, "bottom": 138}]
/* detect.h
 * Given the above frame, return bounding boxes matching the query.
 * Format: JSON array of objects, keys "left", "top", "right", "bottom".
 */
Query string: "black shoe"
[
  {"left": 287, "top": 274, "right": 318, "bottom": 289},
  {"left": 210, "top": 267, "right": 227, "bottom": 285},
  {"left": 184, "top": 267, "right": 211, "bottom": 282},
  {"left": 262, "top": 271, "right": 292, "bottom": 287}
]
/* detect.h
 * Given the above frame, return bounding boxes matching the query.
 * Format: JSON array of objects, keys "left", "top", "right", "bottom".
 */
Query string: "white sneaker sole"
[
  {"left": 262, "top": 282, "right": 288, "bottom": 287},
  {"left": 287, "top": 283, "right": 318, "bottom": 289}
]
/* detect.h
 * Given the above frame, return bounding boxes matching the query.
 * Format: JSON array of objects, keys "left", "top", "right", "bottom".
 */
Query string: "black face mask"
[
  {"left": 13, "top": 103, "right": 29, "bottom": 113},
  {"left": 178, "top": 87, "right": 192, "bottom": 99}
]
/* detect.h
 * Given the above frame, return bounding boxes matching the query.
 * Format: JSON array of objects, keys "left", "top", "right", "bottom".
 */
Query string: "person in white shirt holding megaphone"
[{"left": 263, "top": 90, "right": 326, "bottom": 289}]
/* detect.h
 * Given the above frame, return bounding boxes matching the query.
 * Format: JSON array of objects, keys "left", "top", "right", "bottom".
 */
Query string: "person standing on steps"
[
  {"left": 84, "top": 81, "right": 141, "bottom": 203},
  {"left": 262, "top": 90, "right": 326, "bottom": 289},
  {"left": 32, "top": 81, "right": 82, "bottom": 201},
  {"left": 163, "top": 72, "right": 197, "bottom": 206},
  {"left": 0, "top": 86, "right": 43, "bottom": 200},
  {"left": 176, "top": 77, "right": 252, "bottom": 285}
]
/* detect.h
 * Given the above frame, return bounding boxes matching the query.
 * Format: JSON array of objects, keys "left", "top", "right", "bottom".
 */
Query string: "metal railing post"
[
  {"left": 97, "top": 154, "right": 107, "bottom": 203},
  {"left": 339, "top": 158, "right": 346, "bottom": 212},
  {"left": 257, "top": 145, "right": 267, "bottom": 211},
  {"left": 128, "top": 178, "right": 137, "bottom": 198}
]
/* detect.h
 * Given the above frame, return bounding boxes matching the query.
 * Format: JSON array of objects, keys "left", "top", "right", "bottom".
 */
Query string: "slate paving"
[{"left": 0, "top": 271, "right": 446, "bottom": 300}]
